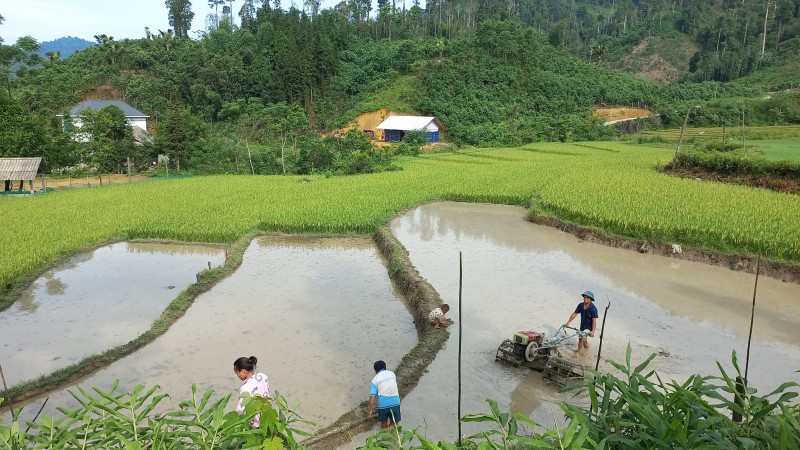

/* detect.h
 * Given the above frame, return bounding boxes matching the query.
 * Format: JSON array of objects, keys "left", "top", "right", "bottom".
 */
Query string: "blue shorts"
[{"left": 378, "top": 405, "right": 401, "bottom": 423}]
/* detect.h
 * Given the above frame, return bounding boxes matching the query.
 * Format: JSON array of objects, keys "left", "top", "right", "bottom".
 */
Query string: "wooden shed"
[{"left": 1, "top": 157, "right": 42, "bottom": 192}]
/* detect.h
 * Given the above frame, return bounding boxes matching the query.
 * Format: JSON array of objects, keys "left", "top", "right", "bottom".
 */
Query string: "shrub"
[{"left": 671, "top": 149, "right": 800, "bottom": 178}]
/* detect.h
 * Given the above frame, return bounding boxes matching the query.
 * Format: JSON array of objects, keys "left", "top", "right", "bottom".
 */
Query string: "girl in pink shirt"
[{"left": 233, "top": 355, "right": 271, "bottom": 428}]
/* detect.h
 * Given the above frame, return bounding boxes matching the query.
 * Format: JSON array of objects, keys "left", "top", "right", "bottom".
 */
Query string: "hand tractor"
[{"left": 495, "top": 325, "right": 587, "bottom": 387}]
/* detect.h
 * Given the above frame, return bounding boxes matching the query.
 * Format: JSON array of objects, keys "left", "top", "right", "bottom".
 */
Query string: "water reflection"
[
  {"left": 0, "top": 242, "right": 225, "bottom": 387},
  {"left": 364, "top": 202, "right": 800, "bottom": 445},
  {"left": 45, "top": 276, "right": 67, "bottom": 296},
  {"left": 7, "top": 236, "right": 417, "bottom": 433}
]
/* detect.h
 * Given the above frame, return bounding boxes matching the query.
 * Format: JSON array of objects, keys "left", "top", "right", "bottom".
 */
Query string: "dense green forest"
[{"left": 1, "top": 0, "right": 799, "bottom": 176}]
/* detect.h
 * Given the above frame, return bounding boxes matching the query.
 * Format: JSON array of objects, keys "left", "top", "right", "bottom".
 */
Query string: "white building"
[
  {"left": 376, "top": 116, "right": 441, "bottom": 143},
  {"left": 58, "top": 99, "right": 151, "bottom": 143}
]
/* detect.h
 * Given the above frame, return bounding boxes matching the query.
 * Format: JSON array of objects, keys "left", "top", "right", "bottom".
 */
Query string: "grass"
[
  {"left": 640, "top": 125, "right": 800, "bottom": 141},
  {"left": 748, "top": 138, "right": 800, "bottom": 161}
]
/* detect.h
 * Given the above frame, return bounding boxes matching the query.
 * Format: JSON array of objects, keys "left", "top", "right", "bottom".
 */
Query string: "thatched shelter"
[{"left": 1, "top": 157, "right": 42, "bottom": 192}]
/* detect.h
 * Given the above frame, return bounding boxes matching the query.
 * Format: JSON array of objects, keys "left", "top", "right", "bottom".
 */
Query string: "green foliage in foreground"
[
  {"left": 3, "top": 348, "right": 797, "bottom": 449},
  {"left": 1, "top": 383, "right": 312, "bottom": 450},
  {"left": 1, "top": 143, "right": 799, "bottom": 292}
]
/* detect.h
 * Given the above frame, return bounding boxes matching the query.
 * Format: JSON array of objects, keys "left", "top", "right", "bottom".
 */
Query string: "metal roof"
[
  {"left": 376, "top": 116, "right": 437, "bottom": 131},
  {"left": 66, "top": 99, "right": 149, "bottom": 118},
  {"left": 0, "top": 157, "right": 42, "bottom": 181}
]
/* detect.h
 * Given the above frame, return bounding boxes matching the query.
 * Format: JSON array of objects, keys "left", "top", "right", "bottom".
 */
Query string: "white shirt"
[{"left": 237, "top": 372, "right": 271, "bottom": 427}]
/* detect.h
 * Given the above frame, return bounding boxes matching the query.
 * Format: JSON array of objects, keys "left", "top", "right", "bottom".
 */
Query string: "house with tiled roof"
[{"left": 57, "top": 99, "right": 151, "bottom": 143}]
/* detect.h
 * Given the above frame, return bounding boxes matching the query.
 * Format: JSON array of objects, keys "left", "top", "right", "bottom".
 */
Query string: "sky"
[{"left": 0, "top": 0, "right": 345, "bottom": 44}]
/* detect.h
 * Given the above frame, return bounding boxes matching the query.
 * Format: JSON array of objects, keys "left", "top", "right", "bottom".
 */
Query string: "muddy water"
[
  {"left": 7, "top": 236, "right": 417, "bottom": 432},
  {"left": 0, "top": 242, "right": 224, "bottom": 387},
  {"left": 342, "top": 202, "right": 800, "bottom": 446}
]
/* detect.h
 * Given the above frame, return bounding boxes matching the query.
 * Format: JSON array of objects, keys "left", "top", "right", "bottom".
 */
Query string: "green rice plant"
[
  {"left": 1, "top": 142, "right": 799, "bottom": 297},
  {"left": 640, "top": 125, "right": 800, "bottom": 141}
]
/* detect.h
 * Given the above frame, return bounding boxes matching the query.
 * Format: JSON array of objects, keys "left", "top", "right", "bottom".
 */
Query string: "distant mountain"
[{"left": 39, "top": 36, "right": 94, "bottom": 59}]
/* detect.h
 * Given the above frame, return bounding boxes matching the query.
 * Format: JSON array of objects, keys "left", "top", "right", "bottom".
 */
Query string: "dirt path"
[{"left": 593, "top": 106, "right": 652, "bottom": 125}]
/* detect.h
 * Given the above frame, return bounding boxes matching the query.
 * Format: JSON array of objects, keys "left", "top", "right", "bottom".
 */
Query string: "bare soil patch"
[
  {"left": 622, "top": 36, "right": 697, "bottom": 83},
  {"left": 41, "top": 174, "right": 150, "bottom": 191},
  {"left": 329, "top": 109, "right": 409, "bottom": 141},
  {"left": 593, "top": 106, "right": 652, "bottom": 123}
]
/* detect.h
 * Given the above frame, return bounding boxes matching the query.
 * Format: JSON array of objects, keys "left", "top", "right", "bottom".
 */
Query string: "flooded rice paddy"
[
  {"left": 342, "top": 202, "right": 800, "bottom": 446},
  {"left": 6, "top": 236, "right": 417, "bottom": 431},
  {"left": 5, "top": 203, "right": 800, "bottom": 447},
  {"left": 0, "top": 242, "right": 225, "bottom": 387}
]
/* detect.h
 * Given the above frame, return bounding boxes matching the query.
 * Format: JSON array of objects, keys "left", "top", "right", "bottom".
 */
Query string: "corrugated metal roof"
[
  {"left": 376, "top": 116, "right": 436, "bottom": 131},
  {"left": 0, "top": 157, "right": 42, "bottom": 181},
  {"left": 67, "top": 100, "right": 149, "bottom": 118}
]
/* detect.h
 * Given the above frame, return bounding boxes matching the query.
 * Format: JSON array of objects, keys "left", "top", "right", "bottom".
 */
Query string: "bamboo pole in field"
[
  {"left": 246, "top": 139, "right": 255, "bottom": 175},
  {"left": 734, "top": 257, "right": 760, "bottom": 422},
  {"left": 744, "top": 258, "right": 761, "bottom": 382},
  {"left": 0, "top": 363, "right": 13, "bottom": 413},
  {"left": 595, "top": 296, "right": 611, "bottom": 372},
  {"left": 457, "top": 251, "right": 463, "bottom": 446},
  {"left": 673, "top": 106, "right": 692, "bottom": 161}
]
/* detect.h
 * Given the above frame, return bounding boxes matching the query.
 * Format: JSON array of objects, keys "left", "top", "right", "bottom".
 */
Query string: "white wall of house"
[
  {"left": 424, "top": 122, "right": 439, "bottom": 132},
  {"left": 71, "top": 117, "right": 148, "bottom": 131},
  {"left": 67, "top": 117, "right": 148, "bottom": 143},
  {"left": 127, "top": 117, "right": 148, "bottom": 131}
]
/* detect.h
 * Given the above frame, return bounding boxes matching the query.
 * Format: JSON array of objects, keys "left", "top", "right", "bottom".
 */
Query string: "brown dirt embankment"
[{"left": 302, "top": 226, "right": 450, "bottom": 449}]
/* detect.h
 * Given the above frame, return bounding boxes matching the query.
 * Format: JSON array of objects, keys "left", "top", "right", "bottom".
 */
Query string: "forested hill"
[
  {"left": 1, "top": 1, "right": 799, "bottom": 166},
  {"left": 38, "top": 37, "right": 94, "bottom": 60}
]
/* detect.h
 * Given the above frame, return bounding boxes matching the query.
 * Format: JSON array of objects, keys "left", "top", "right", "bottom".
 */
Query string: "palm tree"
[
  {"left": 94, "top": 34, "right": 118, "bottom": 64},
  {"left": 590, "top": 43, "right": 606, "bottom": 63}
]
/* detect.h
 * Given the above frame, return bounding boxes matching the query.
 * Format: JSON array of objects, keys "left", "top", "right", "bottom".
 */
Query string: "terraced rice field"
[{"left": 1, "top": 142, "right": 799, "bottom": 290}]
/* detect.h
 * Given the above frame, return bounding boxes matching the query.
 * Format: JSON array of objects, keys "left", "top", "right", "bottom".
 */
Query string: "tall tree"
[
  {"left": 156, "top": 106, "right": 207, "bottom": 171},
  {"left": 165, "top": 0, "right": 195, "bottom": 38},
  {"left": 209, "top": 0, "right": 226, "bottom": 27},
  {"left": 78, "top": 106, "right": 138, "bottom": 174},
  {"left": 0, "top": 36, "right": 41, "bottom": 96},
  {"left": 305, "top": 0, "right": 321, "bottom": 17},
  {"left": 93, "top": 34, "right": 119, "bottom": 64},
  {"left": 0, "top": 93, "right": 46, "bottom": 159}
]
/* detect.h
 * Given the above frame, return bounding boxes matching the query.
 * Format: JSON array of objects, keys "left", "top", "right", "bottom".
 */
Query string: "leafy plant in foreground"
[
  {"left": 0, "top": 382, "right": 312, "bottom": 449},
  {"left": 560, "top": 345, "right": 800, "bottom": 449},
  {"left": 3, "top": 347, "right": 799, "bottom": 449}
]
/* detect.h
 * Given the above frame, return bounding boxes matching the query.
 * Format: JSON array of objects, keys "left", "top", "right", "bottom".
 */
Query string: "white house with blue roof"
[{"left": 376, "top": 116, "right": 441, "bottom": 143}]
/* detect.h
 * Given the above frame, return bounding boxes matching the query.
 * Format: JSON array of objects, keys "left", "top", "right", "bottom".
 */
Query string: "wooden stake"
[
  {"left": 457, "top": 251, "right": 463, "bottom": 446},
  {"left": 745, "top": 258, "right": 760, "bottom": 382},
  {"left": 673, "top": 106, "right": 692, "bottom": 161},
  {"left": 0, "top": 364, "right": 13, "bottom": 413},
  {"left": 595, "top": 295, "right": 611, "bottom": 371}
]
